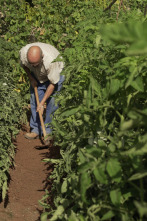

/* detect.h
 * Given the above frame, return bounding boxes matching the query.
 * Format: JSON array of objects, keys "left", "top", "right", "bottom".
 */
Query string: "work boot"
[{"left": 25, "top": 132, "right": 39, "bottom": 139}]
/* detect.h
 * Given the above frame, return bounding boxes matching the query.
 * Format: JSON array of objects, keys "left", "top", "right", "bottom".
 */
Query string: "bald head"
[{"left": 27, "top": 46, "right": 43, "bottom": 65}]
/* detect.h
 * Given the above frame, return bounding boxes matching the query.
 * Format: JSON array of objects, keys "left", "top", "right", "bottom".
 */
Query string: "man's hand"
[
  {"left": 36, "top": 103, "right": 44, "bottom": 115},
  {"left": 36, "top": 83, "right": 55, "bottom": 115},
  {"left": 30, "top": 79, "right": 38, "bottom": 88}
]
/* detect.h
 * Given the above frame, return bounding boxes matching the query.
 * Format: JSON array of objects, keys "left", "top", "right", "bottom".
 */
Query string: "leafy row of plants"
[
  {"left": 0, "top": 0, "right": 29, "bottom": 200},
  {"left": 38, "top": 2, "right": 147, "bottom": 221},
  {"left": 0, "top": 38, "right": 26, "bottom": 201}
]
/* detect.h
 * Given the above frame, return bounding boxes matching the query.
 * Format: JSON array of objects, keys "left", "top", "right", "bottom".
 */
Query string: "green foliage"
[
  {"left": 0, "top": 1, "right": 32, "bottom": 198},
  {"left": 39, "top": 3, "right": 146, "bottom": 221},
  {"left": 0, "top": 38, "right": 26, "bottom": 200}
]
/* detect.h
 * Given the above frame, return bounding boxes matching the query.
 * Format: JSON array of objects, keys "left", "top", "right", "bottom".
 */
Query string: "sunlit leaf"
[
  {"left": 129, "top": 171, "right": 147, "bottom": 181},
  {"left": 110, "top": 189, "right": 121, "bottom": 206},
  {"left": 40, "top": 212, "right": 48, "bottom": 221},
  {"left": 80, "top": 172, "right": 91, "bottom": 203},
  {"left": 130, "top": 76, "right": 144, "bottom": 92},
  {"left": 50, "top": 206, "right": 64, "bottom": 221},
  {"left": 106, "top": 158, "right": 121, "bottom": 182},
  {"left": 101, "top": 210, "right": 115, "bottom": 220}
]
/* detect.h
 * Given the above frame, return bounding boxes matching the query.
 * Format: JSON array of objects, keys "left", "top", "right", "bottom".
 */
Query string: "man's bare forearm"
[
  {"left": 40, "top": 84, "right": 55, "bottom": 106},
  {"left": 22, "top": 65, "right": 55, "bottom": 106}
]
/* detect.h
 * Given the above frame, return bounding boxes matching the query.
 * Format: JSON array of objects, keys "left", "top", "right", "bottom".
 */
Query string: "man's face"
[{"left": 29, "top": 57, "right": 43, "bottom": 67}]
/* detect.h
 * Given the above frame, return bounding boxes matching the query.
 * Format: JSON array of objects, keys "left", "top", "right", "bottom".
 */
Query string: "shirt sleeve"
[
  {"left": 19, "top": 47, "right": 27, "bottom": 67},
  {"left": 47, "top": 61, "right": 64, "bottom": 84}
]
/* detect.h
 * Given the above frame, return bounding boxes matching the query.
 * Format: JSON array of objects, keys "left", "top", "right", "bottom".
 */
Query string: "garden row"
[
  {"left": 39, "top": 2, "right": 147, "bottom": 221},
  {"left": 0, "top": 38, "right": 26, "bottom": 201},
  {"left": 0, "top": 0, "right": 111, "bottom": 203},
  {"left": 0, "top": 1, "right": 147, "bottom": 220}
]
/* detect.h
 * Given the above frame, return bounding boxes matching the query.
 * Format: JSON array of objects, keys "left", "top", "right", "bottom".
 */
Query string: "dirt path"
[{"left": 0, "top": 129, "right": 60, "bottom": 221}]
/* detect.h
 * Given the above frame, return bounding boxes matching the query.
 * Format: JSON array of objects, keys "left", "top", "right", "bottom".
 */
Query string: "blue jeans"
[{"left": 30, "top": 75, "right": 65, "bottom": 135}]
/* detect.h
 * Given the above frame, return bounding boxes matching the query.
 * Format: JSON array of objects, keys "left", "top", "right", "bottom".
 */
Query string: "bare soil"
[{"left": 0, "top": 128, "right": 60, "bottom": 221}]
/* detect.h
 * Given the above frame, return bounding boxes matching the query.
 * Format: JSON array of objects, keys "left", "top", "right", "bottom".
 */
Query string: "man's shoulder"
[{"left": 37, "top": 42, "right": 59, "bottom": 54}]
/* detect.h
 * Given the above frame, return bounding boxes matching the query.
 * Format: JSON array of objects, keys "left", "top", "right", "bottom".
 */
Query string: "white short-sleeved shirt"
[{"left": 19, "top": 42, "right": 64, "bottom": 84}]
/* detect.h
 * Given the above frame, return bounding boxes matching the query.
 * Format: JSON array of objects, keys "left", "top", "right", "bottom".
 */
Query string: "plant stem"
[
  {"left": 104, "top": 0, "right": 117, "bottom": 12},
  {"left": 117, "top": 0, "right": 123, "bottom": 21},
  {"left": 140, "top": 178, "right": 144, "bottom": 203},
  {"left": 144, "top": 4, "right": 147, "bottom": 17}
]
